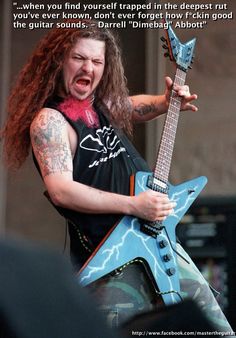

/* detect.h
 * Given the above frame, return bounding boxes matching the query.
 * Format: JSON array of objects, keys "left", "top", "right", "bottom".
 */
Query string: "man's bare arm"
[
  {"left": 30, "top": 108, "right": 175, "bottom": 221},
  {"left": 130, "top": 76, "right": 198, "bottom": 123},
  {"left": 30, "top": 108, "right": 73, "bottom": 177}
]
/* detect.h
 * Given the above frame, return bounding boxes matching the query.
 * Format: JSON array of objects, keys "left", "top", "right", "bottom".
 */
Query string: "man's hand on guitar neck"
[
  {"left": 130, "top": 76, "right": 198, "bottom": 124},
  {"left": 165, "top": 76, "right": 198, "bottom": 112}
]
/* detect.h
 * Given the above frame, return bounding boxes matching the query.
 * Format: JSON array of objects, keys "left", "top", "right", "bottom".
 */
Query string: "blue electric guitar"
[{"left": 78, "top": 24, "right": 207, "bottom": 306}]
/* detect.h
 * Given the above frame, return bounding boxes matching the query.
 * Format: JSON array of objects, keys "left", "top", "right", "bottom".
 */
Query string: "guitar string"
[{"left": 154, "top": 68, "right": 186, "bottom": 182}]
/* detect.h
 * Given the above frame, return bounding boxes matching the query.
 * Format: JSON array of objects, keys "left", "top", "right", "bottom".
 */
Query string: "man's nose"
[{"left": 81, "top": 59, "right": 93, "bottom": 73}]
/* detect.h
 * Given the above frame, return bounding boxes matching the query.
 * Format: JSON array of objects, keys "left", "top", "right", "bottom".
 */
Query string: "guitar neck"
[{"left": 153, "top": 68, "right": 186, "bottom": 183}]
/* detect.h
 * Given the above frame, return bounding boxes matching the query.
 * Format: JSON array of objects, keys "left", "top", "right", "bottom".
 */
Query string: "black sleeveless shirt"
[{"left": 42, "top": 100, "right": 149, "bottom": 267}]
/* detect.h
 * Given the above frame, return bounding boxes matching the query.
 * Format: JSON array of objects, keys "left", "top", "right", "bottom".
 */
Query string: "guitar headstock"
[{"left": 161, "top": 21, "right": 196, "bottom": 72}]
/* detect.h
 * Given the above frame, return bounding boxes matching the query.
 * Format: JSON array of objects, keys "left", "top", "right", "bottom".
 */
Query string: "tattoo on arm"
[
  {"left": 31, "top": 111, "right": 73, "bottom": 177},
  {"left": 134, "top": 103, "right": 158, "bottom": 116}
]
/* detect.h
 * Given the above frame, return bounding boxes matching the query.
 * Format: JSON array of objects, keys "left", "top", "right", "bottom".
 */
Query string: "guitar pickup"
[{"left": 147, "top": 175, "right": 169, "bottom": 194}]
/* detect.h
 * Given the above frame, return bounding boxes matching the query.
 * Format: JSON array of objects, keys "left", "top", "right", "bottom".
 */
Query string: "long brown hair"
[{"left": 1, "top": 21, "right": 132, "bottom": 169}]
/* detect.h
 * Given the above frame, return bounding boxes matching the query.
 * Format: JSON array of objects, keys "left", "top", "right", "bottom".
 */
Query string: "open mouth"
[{"left": 76, "top": 78, "right": 91, "bottom": 87}]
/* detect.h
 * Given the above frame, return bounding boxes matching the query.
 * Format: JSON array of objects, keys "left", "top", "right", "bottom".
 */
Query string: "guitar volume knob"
[
  {"left": 163, "top": 254, "right": 172, "bottom": 262},
  {"left": 159, "top": 239, "right": 168, "bottom": 248},
  {"left": 166, "top": 267, "right": 176, "bottom": 276}
]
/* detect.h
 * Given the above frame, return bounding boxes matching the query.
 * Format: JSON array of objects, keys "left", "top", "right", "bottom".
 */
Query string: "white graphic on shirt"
[{"left": 79, "top": 126, "right": 126, "bottom": 168}]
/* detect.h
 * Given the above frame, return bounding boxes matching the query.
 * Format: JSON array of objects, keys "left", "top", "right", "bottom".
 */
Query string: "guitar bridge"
[{"left": 140, "top": 220, "right": 164, "bottom": 238}]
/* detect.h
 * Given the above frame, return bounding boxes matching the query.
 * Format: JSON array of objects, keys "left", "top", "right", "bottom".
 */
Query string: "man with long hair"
[{"left": 2, "top": 21, "right": 233, "bottom": 333}]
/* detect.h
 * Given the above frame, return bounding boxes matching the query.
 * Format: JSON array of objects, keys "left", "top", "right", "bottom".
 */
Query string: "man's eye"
[
  {"left": 93, "top": 60, "right": 103, "bottom": 65},
  {"left": 72, "top": 56, "right": 82, "bottom": 60}
]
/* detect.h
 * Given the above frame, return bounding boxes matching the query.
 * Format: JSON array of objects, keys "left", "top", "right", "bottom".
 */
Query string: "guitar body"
[{"left": 78, "top": 171, "right": 207, "bottom": 306}]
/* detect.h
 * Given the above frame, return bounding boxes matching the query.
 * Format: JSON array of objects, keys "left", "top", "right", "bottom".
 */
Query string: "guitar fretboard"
[{"left": 153, "top": 68, "right": 186, "bottom": 183}]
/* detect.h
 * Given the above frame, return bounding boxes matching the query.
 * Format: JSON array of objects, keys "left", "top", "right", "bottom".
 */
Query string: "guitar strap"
[{"left": 43, "top": 190, "right": 95, "bottom": 267}]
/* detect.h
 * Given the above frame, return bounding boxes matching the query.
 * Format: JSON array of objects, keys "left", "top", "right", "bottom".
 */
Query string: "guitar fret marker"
[{"left": 154, "top": 65, "right": 187, "bottom": 182}]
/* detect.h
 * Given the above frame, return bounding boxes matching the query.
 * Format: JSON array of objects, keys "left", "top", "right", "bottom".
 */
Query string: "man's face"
[{"left": 62, "top": 38, "right": 105, "bottom": 101}]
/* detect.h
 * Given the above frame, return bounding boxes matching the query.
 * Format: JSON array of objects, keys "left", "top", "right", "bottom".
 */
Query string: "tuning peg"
[
  {"left": 160, "top": 36, "right": 167, "bottom": 42},
  {"left": 162, "top": 44, "right": 168, "bottom": 49}
]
